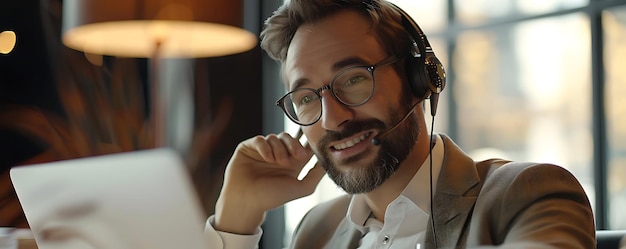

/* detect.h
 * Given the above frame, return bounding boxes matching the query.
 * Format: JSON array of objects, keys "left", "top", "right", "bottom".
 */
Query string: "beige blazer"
[{"left": 289, "top": 135, "right": 596, "bottom": 249}]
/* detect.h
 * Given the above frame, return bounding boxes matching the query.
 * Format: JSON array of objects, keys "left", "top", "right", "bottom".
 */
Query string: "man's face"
[{"left": 283, "top": 10, "right": 420, "bottom": 194}]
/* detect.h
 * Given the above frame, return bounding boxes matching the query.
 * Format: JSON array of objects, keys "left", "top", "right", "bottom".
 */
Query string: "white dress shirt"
[
  {"left": 204, "top": 135, "right": 444, "bottom": 249},
  {"left": 350, "top": 135, "right": 443, "bottom": 248}
]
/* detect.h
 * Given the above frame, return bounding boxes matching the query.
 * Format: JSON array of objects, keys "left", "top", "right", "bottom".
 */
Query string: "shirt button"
[{"left": 382, "top": 235, "right": 390, "bottom": 244}]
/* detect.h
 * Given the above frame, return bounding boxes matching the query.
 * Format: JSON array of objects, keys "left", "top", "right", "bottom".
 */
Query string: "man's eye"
[
  {"left": 345, "top": 76, "right": 366, "bottom": 86},
  {"left": 299, "top": 94, "right": 317, "bottom": 105}
]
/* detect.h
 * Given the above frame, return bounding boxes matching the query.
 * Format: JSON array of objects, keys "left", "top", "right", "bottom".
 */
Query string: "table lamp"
[{"left": 61, "top": 0, "right": 257, "bottom": 147}]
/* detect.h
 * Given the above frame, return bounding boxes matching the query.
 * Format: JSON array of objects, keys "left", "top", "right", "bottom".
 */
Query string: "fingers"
[
  {"left": 277, "top": 132, "right": 309, "bottom": 158},
  {"left": 246, "top": 132, "right": 310, "bottom": 166}
]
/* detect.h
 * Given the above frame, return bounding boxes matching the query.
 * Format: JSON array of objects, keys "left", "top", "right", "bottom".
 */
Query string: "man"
[{"left": 205, "top": 0, "right": 596, "bottom": 248}]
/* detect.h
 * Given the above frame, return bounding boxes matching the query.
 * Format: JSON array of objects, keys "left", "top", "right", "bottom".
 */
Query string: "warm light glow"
[
  {"left": 62, "top": 20, "right": 257, "bottom": 58},
  {"left": 0, "top": 30, "right": 17, "bottom": 54}
]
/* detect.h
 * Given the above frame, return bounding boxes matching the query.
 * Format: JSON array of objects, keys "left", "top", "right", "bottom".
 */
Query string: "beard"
[{"left": 315, "top": 104, "right": 420, "bottom": 194}]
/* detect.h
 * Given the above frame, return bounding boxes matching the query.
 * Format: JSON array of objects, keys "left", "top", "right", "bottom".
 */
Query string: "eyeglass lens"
[{"left": 281, "top": 66, "right": 374, "bottom": 125}]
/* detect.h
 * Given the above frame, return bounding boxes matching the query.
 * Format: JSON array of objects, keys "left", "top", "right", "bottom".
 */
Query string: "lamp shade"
[{"left": 61, "top": 0, "right": 257, "bottom": 58}]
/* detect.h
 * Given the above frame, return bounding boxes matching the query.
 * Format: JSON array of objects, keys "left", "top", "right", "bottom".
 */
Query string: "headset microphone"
[{"left": 371, "top": 101, "right": 421, "bottom": 145}]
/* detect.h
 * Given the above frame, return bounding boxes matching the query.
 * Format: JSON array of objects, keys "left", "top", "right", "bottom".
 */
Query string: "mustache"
[{"left": 318, "top": 119, "right": 386, "bottom": 145}]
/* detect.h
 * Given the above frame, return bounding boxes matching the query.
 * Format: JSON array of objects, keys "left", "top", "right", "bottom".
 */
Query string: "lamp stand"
[{"left": 150, "top": 39, "right": 166, "bottom": 147}]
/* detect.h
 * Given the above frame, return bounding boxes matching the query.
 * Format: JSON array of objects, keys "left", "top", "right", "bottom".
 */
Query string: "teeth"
[{"left": 333, "top": 134, "right": 368, "bottom": 150}]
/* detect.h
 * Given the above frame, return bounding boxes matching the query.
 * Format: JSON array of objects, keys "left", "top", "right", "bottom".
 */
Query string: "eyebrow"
[{"left": 289, "top": 56, "right": 371, "bottom": 91}]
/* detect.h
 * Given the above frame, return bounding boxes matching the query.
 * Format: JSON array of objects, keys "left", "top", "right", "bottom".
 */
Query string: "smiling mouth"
[{"left": 332, "top": 132, "right": 372, "bottom": 151}]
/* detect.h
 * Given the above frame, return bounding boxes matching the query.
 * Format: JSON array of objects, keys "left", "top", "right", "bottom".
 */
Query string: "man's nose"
[{"left": 319, "top": 91, "right": 353, "bottom": 130}]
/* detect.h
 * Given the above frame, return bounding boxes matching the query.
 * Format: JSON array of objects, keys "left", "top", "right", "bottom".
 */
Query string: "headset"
[
  {"left": 388, "top": 2, "right": 447, "bottom": 117},
  {"left": 386, "top": 3, "right": 446, "bottom": 247}
]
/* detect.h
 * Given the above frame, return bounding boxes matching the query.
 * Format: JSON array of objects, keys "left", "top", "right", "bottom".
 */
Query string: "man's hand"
[{"left": 214, "top": 132, "right": 326, "bottom": 235}]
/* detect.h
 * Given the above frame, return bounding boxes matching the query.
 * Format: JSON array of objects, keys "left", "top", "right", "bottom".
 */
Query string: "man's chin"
[{"left": 325, "top": 163, "right": 382, "bottom": 194}]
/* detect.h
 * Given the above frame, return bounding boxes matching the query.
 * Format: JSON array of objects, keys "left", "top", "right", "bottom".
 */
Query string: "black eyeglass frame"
[{"left": 276, "top": 55, "right": 399, "bottom": 126}]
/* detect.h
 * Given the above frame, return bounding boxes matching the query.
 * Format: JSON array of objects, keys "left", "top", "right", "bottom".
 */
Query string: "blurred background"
[
  {"left": 1, "top": 0, "right": 626, "bottom": 248},
  {"left": 0, "top": 0, "right": 267, "bottom": 232}
]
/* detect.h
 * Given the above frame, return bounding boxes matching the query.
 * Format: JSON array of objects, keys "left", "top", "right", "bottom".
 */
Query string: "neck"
[{"left": 362, "top": 123, "right": 432, "bottom": 221}]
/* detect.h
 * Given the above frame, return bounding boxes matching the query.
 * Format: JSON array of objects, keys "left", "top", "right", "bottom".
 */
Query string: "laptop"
[{"left": 10, "top": 148, "right": 211, "bottom": 249}]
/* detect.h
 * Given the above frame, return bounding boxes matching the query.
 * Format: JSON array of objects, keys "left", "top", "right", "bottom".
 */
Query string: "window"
[
  {"left": 453, "top": 13, "right": 594, "bottom": 206},
  {"left": 455, "top": 0, "right": 588, "bottom": 24},
  {"left": 605, "top": 5, "right": 626, "bottom": 229}
]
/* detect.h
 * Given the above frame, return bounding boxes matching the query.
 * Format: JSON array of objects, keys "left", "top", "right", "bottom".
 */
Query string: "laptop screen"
[{"left": 10, "top": 148, "right": 210, "bottom": 249}]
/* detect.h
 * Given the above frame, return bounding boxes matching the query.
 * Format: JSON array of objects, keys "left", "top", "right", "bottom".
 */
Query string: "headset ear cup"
[
  {"left": 406, "top": 55, "right": 430, "bottom": 99},
  {"left": 424, "top": 55, "right": 446, "bottom": 94},
  {"left": 423, "top": 55, "right": 446, "bottom": 116}
]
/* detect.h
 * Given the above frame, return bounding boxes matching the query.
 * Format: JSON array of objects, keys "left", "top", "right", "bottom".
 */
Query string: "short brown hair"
[{"left": 260, "top": 0, "right": 412, "bottom": 64}]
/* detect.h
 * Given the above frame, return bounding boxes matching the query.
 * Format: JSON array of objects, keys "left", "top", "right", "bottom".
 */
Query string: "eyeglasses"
[{"left": 276, "top": 56, "right": 399, "bottom": 126}]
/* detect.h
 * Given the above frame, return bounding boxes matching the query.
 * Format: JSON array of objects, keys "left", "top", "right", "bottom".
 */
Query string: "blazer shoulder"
[
  {"left": 479, "top": 160, "right": 578, "bottom": 184},
  {"left": 469, "top": 161, "right": 595, "bottom": 247},
  {"left": 290, "top": 194, "right": 352, "bottom": 249}
]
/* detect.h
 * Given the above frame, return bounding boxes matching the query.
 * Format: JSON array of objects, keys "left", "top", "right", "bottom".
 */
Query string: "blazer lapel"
[{"left": 425, "top": 135, "right": 481, "bottom": 248}]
